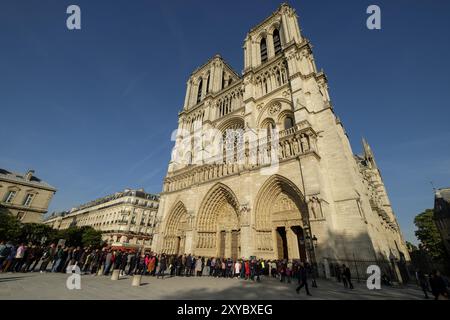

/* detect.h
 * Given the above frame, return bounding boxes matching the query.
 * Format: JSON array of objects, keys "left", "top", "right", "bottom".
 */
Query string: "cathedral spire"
[{"left": 362, "top": 138, "right": 377, "bottom": 169}]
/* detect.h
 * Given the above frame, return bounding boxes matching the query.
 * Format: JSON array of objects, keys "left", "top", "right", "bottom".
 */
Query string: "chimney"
[{"left": 25, "top": 169, "right": 35, "bottom": 181}]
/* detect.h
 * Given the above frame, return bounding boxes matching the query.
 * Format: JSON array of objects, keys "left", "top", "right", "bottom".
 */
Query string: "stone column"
[
  {"left": 184, "top": 79, "right": 192, "bottom": 109},
  {"left": 225, "top": 230, "right": 232, "bottom": 258},
  {"left": 286, "top": 226, "right": 300, "bottom": 260},
  {"left": 266, "top": 33, "right": 275, "bottom": 59}
]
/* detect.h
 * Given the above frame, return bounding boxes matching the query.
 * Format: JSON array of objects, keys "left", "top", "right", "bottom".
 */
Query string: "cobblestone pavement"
[{"left": 0, "top": 272, "right": 426, "bottom": 300}]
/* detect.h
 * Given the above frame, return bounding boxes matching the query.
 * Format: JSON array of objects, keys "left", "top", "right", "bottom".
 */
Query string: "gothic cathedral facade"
[{"left": 152, "top": 3, "right": 410, "bottom": 263}]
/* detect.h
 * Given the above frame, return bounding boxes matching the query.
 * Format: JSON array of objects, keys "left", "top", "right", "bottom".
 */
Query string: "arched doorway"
[
  {"left": 196, "top": 183, "right": 240, "bottom": 259},
  {"left": 162, "top": 201, "right": 189, "bottom": 255},
  {"left": 254, "top": 175, "right": 310, "bottom": 261}
]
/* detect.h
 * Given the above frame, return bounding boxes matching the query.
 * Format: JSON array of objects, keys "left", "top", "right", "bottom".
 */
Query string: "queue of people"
[{"left": 0, "top": 240, "right": 319, "bottom": 294}]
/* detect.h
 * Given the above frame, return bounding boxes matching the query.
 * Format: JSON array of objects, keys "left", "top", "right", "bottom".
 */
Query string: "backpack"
[{"left": 0, "top": 246, "right": 11, "bottom": 257}]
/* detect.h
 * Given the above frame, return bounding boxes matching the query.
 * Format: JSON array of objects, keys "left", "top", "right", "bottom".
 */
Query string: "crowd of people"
[
  {"left": 1, "top": 240, "right": 449, "bottom": 299},
  {"left": 0, "top": 241, "right": 318, "bottom": 295}
]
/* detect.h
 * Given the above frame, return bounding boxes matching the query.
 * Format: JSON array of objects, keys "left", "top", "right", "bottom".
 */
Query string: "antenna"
[{"left": 430, "top": 181, "right": 436, "bottom": 192}]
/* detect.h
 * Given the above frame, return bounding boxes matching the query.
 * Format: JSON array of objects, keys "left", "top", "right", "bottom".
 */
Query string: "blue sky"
[{"left": 1, "top": 0, "right": 449, "bottom": 244}]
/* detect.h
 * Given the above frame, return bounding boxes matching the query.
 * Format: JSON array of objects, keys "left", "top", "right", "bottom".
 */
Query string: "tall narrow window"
[
  {"left": 284, "top": 116, "right": 294, "bottom": 130},
  {"left": 260, "top": 38, "right": 268, "bottom": 63},
  {"left": 273, "top": 29, "right": 282, "bottom": 55},
  {"left": 197, "top": 78, "right": 203, "bottom": 104},
  {"left": 23, "top": 193, "right": 35, "bottom": 207},
  {"left": 4, "top": 191, "right": 16, "bottom": 203},
  {"left": 206, "top": 74, "right": 210, "bottom": 94}
]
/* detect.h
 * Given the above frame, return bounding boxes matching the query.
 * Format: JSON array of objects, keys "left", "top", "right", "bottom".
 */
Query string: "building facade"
[
  {"left": 0, "top": 168, "right": 56, "bottom": 223},
  {"left": 45, "top": 189, "right": 159, "bottom": 248},
  {"left": 434, "top": 187, "right": 450, "bottom": 257},
  {"left": 153, "top": 3, "right": 410, "bottom": 263}
]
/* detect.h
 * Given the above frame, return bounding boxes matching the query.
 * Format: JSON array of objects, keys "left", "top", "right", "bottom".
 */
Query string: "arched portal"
[
  {"left": 196, "top": 183, "right": 240, "bottom": 259},
  {"left": 254, "top": 175, "right": 309, "bottom": 261},
  {"left": 162, "top": 201, "right": 189, "bottom": 255}
]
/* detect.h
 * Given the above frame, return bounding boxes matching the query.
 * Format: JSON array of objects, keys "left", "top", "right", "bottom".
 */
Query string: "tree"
[
  {"left": 20, "top": 223, "right": 57, "bottom": 245},
  {"left": 54, "top": 226, "right": 104, "bottom": 248},
  {"left": 0, "top": 207, "right": 22, "bottom": 243},
  {"left": 414, "top": 209, "right": 448, "bottom": 262},
  {"left": 81, "top": 227, "right": 104, "bottom": 248}
]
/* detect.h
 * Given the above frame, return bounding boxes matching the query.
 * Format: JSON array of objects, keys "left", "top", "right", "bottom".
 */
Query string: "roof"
[
  {"left": 0, "top": 168, "right": 56, "bottom": 191},
  {"left": 435, "top": 187, "right": 450, "bottom": 202},
  {"left": 71, "top": 188, "right": 159, "bottom": 212}
]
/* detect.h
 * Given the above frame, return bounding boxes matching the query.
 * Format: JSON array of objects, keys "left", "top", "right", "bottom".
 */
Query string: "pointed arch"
[
  {"left": 254, "top": 175, "right": 308, "bottom": 230},
  {"left": 196, "top": 183, "right": 240, "bottom": 232},
  {"left": 165, "top": 201, "right": 188, "bottom": 236}
]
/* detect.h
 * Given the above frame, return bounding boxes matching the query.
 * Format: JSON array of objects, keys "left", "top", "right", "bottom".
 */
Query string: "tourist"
[
  {"left": 2, "top": 245, "right": 16, "bottom": 272},
  {"left": 416, "top": 269, "right": 430, "bottom": 299},
  {"left": 103, "top": 249, "right": 113, "bottom": 275},
  {"left": 157, "top": 254, "right": 167, "bottom": 279},
  {"left": 296, "top": 262, "right": 312, "bottom": 296},
  {"left": 234, "top": 259, "right": 241, "bottom": 278},
  {"left": 342, "top": 264, "right": 354, "bottom": 289},
  {"left": 13, "top": 243, "right": 26, "bottom": 272},
  {"left": 429, "top": 270, "right": 449, "bottom": 300},
  {"left": 195, "top": 256, "right": 203, "bottom": 276},
  {"left": 0, "top": 242, "right": 12, "bottom": 271},
  {"left": 51, "top": 245, "right": 64, "bottom": 272}
]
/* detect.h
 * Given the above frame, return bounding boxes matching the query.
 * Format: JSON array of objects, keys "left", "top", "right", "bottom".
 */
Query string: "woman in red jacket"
[{"left": 244, "top": 260, "right": 250, "bottom": 280}]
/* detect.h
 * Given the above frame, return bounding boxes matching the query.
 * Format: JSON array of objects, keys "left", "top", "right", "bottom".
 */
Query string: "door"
[
  {"left": 219, "top": 231, "right": 226, "bottom": 258},
  {"left": 276, "top": 227, "right": 288, "bottom": 259}
]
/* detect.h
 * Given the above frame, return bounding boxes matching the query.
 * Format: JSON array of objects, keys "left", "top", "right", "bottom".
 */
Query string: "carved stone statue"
[{"left": 300, "top": 134, "right": 310, "bottom": 152}]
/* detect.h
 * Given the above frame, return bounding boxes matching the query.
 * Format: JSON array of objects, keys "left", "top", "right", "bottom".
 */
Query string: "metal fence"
[{"left": 322, "top": 257, "right": 409, "bottom": 284}]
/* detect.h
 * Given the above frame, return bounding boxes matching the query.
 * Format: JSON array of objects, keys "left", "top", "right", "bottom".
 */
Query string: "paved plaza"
[{"left": 0, "top": 272, "right": 425, "bottom": 300}]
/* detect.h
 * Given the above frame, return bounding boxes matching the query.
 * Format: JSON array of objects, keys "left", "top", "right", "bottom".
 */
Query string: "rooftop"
[
  {"left": 0, "top": 168, "right": 56, "bottom": 191},
  {"left": 71, "top": 188, "right": 159, "bottom": 212}
]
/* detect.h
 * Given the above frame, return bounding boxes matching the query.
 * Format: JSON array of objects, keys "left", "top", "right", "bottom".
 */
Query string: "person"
[
  {"left": 0, "top": 242, "right": 12, "bottom": 271},
  {"left": 286, "top": 260, "right": 292, "bottom": 283},
  {"left": 234, "top": 259, "right": 241, "bottom": 278},
  {"left": 51, "top": 245, "right": 64, "bottom": 272},
  {"left": 13, "top": 243, "right": 26, "bottom": 272},
  {"left": 157, "top": 254, "right": 167, "bottom": 279},
  {"left": 429, "top": 270, "right": 449, "bottom": 300},
  {"left": 103, "top": 250, "right": 113, "bottom": 275},
  {"left": 334, "top": 263, "right": 342, "bottom": 282},
  {"left": 296, "top": 262, "right": 312, "bottom": 296},
  {"left": 244, "top": 260, "right": 250, "bottom": 280},
  {"left": 195, "top": 256, "right": 203, "bottom": 276},
  {"left": 416, "top": 270, "right": 429, "bottom": 299},
  {"left": 2, "top": 245, "right": 17, "bottom": 272},
  {"left": 342, "top": 264, "right": 354, "bottom": 289},
  {"left": 30, "top": 245, "right": 43, "bottom": 272}
]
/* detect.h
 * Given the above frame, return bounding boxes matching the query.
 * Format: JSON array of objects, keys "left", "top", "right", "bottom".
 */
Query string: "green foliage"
[
  {"left": 54, "top": 226, "right": 104, "bottom": 248},
  {"left": 0, "top": 208, "right": 22, "bottom": 242},
  {"left": 414, "top": 209, "right": 448, "bottom": 262},
  {"left": 81, "top": 227, "right": 103, "bottom": 247},
  {"left": 0, "top": 210, "right": 104, "bottom": 248}
]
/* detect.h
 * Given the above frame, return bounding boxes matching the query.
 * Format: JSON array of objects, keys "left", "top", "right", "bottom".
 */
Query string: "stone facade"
[
  {"left": 434, "top": 187, "right": 450, "bottom": 257},
  {"left": 153, "top": 3, "right": 410, "bottom": 263},
  {"left": 44, "top": 189, "right": 159, "bottom": 249},
  {"left": 0, "top": 168, "right": 56, "bottom": 223}
]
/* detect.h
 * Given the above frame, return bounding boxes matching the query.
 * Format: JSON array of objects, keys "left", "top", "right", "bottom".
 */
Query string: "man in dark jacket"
[
  {"left": 296, "top": 262, "right": 312, "bottom": 296},
  {"left": 342, "top": 264, "right": 354, "bottom": 289},
  {"left": 429, "top": 270, "right": 449, "bottom": 300}
]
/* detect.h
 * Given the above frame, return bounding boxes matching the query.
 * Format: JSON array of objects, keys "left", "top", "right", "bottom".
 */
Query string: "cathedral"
[{"left": 152, "top": 3, "right": 410, "bottom": 264}]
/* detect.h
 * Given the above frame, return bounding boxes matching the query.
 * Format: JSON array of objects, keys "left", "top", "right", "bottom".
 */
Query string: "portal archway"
[
  {"left": 196, "top": 183, "right": 240, "bottom": 259},
  {"left": 254, "top": 175, "right": 309, "bottom": 260},
  {"left": 162, "top": 201, "right": 189, "bottom": 255}
]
